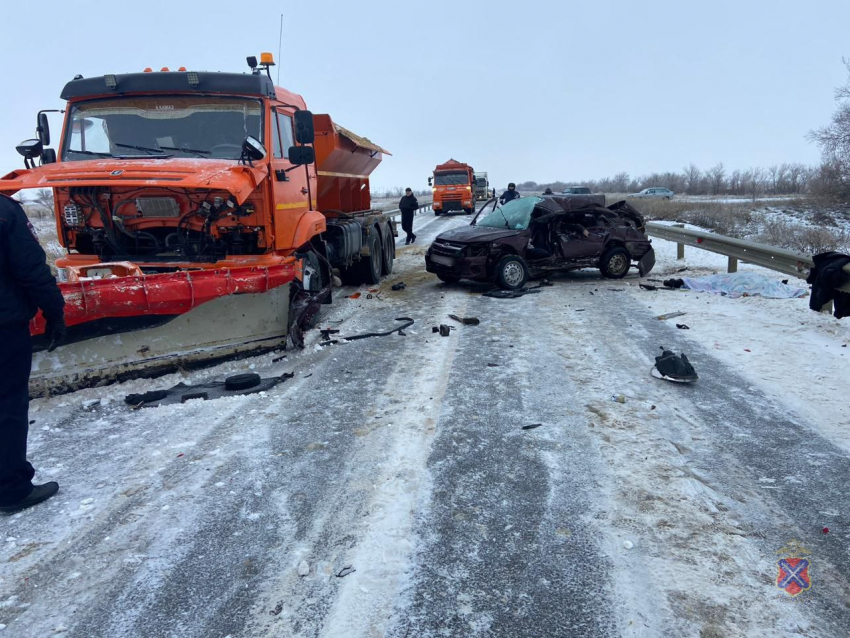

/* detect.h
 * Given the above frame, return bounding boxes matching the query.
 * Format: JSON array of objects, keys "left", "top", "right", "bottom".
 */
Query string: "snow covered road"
[{"left": 2, "top": 209, "right": 849, "bottom": 637}]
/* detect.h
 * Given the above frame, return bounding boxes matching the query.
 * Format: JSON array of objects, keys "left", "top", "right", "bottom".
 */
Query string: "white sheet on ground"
[{"left": 680, "top": 273, "right": 807, "bottom": 299}]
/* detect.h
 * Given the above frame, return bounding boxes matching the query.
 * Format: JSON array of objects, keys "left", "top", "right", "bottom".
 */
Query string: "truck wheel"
[
  {"left": 382, "top": 228, "right": 394, "bottom": 275},
  {"left": 464, "top": 208, "right": 473, "bottom": 215},
  {"left": 495, "top": 255, "right": 528, "bottom": 290},
  {"left": 600, "top": 247, "right": 631, "bottom": 279},
  {"left": 437, "top": 273, "right": 460, "bottom": 284},
  {"left": 434, "top": 210, "right": 441, "bottom": 216},
  {"left": 359, "top": 230, "right": 383, "bottom": 285}
]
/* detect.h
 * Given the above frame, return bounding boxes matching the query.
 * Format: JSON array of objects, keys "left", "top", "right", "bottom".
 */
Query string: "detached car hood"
[
  {"left": 436, "top": 224, "right": 523, "bottom": 244},
  {"left": 0, "top": 158, "right": 268, "bottom": 205}
]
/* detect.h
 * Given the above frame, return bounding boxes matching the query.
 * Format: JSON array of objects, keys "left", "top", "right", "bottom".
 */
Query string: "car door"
[{"left": 556, "top": 214, "right": 606, "bottom": 261}]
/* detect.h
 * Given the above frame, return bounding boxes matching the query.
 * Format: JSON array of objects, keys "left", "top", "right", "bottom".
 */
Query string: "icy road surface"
[{"left": 2, "top": 207, "right": 850, "bottom": 637}]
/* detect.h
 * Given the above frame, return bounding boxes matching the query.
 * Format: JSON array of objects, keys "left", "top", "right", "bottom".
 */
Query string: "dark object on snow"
[
  {"left": 439, "top": 324, "right": 451, "bottom": 337},
  {"left": 448, "top": 314, "right": 480, "bottom": 325},
  {"left": 391, "top": 282, "right": 406, "bottom": 291},
  {"left": 522, "top": 423, "right": 543, "bottom": 430},
  {"left": 806, "top": 251, "right": 850, "bottom": 319},
  {"left": 640, "top": 283, "right": 658, "bottom": 291},
  {"left": 320, "top": 328, "right": 341, "bottom": 340},
  {"left": 426, "top": 196, "right": 655, "bottom": 290},
  {"left": 782, "top": 279, "right": 789, "bottom": 285},
  {"left": 487, "top": 363, "right": 500, "bottom": 367},
  {"left": 272, "top": 353, "right": 287, "bottom": 363},
  {"left": 431, "top": 326, "right": 440, "bottom": 333},
  {"left": 664, "top": 278, "right": 685, "bottom": 289},
  {"left": 336, "top": 566, "right": 356, "bottom": 578},
  {"left": 225, "top": 373, "right": 262, "bottom": 391},
  {"left": 676, "top": 323, "right": 690, "bottom": 330},
  {"left": 652, "top": 348, "right": 698, "bottom": 383},
  {"left": 125, "top": 389, "right": 168, "bottom": 404},
  {"left": 125, "top": 372, "right": 295, "bottom": 407},
  {"left": 320, "top": 317, "right": 414, "bottom": 345}
]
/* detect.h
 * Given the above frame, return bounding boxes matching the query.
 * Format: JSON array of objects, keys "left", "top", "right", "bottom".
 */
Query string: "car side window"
[{"left": 272, "top": 110, "right": 295, "bottom": 160}]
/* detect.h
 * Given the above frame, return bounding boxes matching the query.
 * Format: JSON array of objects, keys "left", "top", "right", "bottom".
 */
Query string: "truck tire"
[
  {"left": 495, "top": 255, "right": 528, "bottom": 290},
  {"left": 381, "top": 227, "right": 394, "bottom": 275},
  {"left": 359, "top": 230, "right": 383, "bottom": 285},
  {"left": 434, "top": 210, "right": 441, "bottom": 216},
  {"left": 464, "top": 208, "right": 473, "bottom": 215},
  {"left": 225, "top": 373, "right": 261, "bottom": 391},
  {"left": 600, "top": 247, "right": 631, "bottom": 279}
]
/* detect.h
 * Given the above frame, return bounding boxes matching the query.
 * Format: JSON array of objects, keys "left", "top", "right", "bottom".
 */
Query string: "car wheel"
[
  {"left": 358, "top": 230, "right": 383, "bottom": 285},
  {"left": 437, "top": 272, "right": 460, "bottom": 284},
  {"left": 600, "top": 247, "right": 631, "bottom": 279},
  {"left": 664, "top": 196, "right": 671, "bottom": 201},
  {"left": 381, "top": 228, "right": 394, "bottom": 275},
  {"left": 495, "top": 255, "right": 528, "bottom": 290}
]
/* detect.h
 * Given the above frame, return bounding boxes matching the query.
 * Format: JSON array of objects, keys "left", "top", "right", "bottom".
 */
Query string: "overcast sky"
[{"left": 2, "top": 0, "right": 848, "bottom": 192}]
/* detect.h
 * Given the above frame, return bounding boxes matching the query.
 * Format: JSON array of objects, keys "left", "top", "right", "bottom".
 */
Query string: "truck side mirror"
[
  {"left": 241, "top": 135, "right": 267, "bottom": 161},
  {"left": 428, "top": 176, "right": 433, "bottom": 186},
  {"left": 37, "top": 112, "right": 51, "bottom": 146},
  {"left": 288, "top": 146, "right": 315, "bottom": 165},
  {"left": 41, "top": 148, "right": 57, "bottom": 164},
  {"left": 293, "top": 110, "right": 314, "bottom": 144}
]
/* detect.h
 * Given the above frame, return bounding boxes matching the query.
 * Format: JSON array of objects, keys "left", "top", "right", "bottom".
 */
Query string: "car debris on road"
[
  {"left": 652, "top": 348, "right": 699, "bottom": 383},
  {"left": 124, "top": 371, "right": 296, "bottom": 407}
]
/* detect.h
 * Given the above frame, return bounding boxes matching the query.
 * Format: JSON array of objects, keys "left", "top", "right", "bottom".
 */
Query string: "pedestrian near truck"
[
  {"left": 0, "top": 194, "right": 66, "bottom": 513},
  {"left": 399, "top": 187, "right": 418, "bottom": 245}
]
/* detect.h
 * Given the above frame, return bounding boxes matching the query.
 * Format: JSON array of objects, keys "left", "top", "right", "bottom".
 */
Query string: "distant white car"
[{"left": 630, "top": 187, "right": 674, "bottom": 200}]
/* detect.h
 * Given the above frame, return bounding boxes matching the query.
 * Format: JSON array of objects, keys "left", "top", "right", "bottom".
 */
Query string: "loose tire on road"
[
  {"left": 358, "top": 229, "right": 383, "bottom": 285},
  {"left": 381, "top": 227, "right": 394, "bottom": 275},
  {"left": 437, "top": 272, "right": 461, "bottom": 284},
  {"left": 495, "top": 255, "right": 529, "bottom": 290},
  {"left": 600, "top": 246, "right": 631, "bottom": 279},
  {"left": 225, "top": 373, "right": 262, "bottom": 391}
]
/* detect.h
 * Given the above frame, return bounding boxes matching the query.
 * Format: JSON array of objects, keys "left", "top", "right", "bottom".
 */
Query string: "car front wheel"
[
  {"left": 600, "top": 247, "right": 631, "bottom": 279},
  {"left": 495, "top": 255, "right": 528, "bottom": 290}
]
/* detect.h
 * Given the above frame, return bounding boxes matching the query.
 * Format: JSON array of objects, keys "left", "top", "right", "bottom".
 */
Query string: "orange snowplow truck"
[
  {"left": 428, "top": 159, "right": 475, "bottom": 215},
  {"left": 0, "top": 54, "right": 398, "bottom": 395}
]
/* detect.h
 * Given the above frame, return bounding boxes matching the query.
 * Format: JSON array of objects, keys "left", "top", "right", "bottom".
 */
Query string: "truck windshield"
[
  {"left": 476, "top": 197, "right": 540, "bottom": 230},
  {"left": 434, "top": 172, "right": 469, "bottom": 186},
  {"left": 61, "top": 96, "right": 263, "bottom": 161}
]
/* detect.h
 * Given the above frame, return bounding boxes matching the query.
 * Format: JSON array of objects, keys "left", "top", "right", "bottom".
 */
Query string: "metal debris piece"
[
  {"left": 656, "top": 311, "right": 687, "bottom": 321},
  {"left": 448, "top": 314, "right": 480, "bottom": 325},
  {"left": 391, "top": 282, "right": 406, "bottom": 291},
  {"left": 522, "top": 423, "right": 543, "bottom": 430},
  {"left": 320, "top": 317, "right": 414, "bottom": 346},
  {"left": 676, "top": 324, "right": 690, "bottom": 330},
  {"left": 336, "top": 566, "right": 356, "bottom": 578}
]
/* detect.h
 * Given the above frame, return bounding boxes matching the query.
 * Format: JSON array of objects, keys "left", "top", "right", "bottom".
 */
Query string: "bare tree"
[
  {"left": 808, "top": 58, "right": 850, "bottom": 198},
  {"left": 706, "top": 162, "right": 726, "bottom": 195},
  {"left": 746, "top": 167, "right": 765, "bottom": 201},
  {"left": 681, "top": 163, "right": 702, "bottom": 194}
]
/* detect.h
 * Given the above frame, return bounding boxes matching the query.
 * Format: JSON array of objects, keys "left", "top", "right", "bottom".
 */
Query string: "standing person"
[
  {"left": 398, "top": 187, "right": 418, "bottom": 245},
  {"left": 0, "top": 194, "right": 66, "bottom": 513},
  {"left": 500, "top": 182, "right": 520, "bottom": 205}
]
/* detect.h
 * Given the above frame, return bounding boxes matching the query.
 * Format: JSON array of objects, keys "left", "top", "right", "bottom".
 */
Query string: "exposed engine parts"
[{"left": 59, "top": 186, "right": 265, "bottom": 260}]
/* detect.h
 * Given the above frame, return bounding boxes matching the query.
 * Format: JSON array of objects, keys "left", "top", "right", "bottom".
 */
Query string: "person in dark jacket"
[
  {"left": 0, "top": 194, "right": 66, "bottom": 513},
  {"left": 499, "top": 183, "right": 520, "bottom": 205},
  {"left": 398, "top": 188, "right": 418, "bottom": 245}
]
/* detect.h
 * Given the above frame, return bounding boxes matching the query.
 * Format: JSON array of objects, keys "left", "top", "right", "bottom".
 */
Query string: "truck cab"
[{"left": 428, "top": 159, "right": 474, "bottom": 215}]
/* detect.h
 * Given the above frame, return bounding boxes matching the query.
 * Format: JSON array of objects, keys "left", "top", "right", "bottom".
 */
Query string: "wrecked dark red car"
[{"left": 425, "top": 196, "right": 655, "bottom": 289}]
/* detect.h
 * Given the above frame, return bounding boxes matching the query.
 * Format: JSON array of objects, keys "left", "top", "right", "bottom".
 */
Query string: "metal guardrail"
[
  {"left": 382, "top": 199, "right": 433, "bottom": 218},
  {"left": 645, "top": 221, "right": 850, "bottom": 298}
]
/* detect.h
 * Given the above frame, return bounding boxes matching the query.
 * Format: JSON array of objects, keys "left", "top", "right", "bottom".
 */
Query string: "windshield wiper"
[
  {"left": 114, "top": 142, "right": 170, "bottom": 156},
  {"left": 67, "top": 149, "right": 113, "bottom": 158},
  {"left": 158, "top": 145, "right": 211, "bottom": 158},
  {"left": 113, "top": 154, "right": 173, "bottom": 159}
]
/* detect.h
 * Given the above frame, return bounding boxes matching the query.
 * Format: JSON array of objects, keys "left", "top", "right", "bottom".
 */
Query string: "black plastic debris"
[
  {"left": 125, "top": 372, "right": 295, "bottom": 407},
  {"left": 664, "top": 278, "right": 685, "bottom": 289},
  {"left": 391, "top": 282, "right": 406, "bottom": 291},
  {"left": 439, "top": 324, "right": 451, "bottom": 337},
  {"left": 487, "top": 363, "right": 500, "bottom": 367},
  {"left": 336, "top": 566, "right": 356, "bottom": 578},
  {"left": 676, "top": 323, "right": 690, "bottom": 330},
  {"left": 652, "top": 347, "right": 698, "bottom": 383},
  {"left": 522, "top": 423, "right": 543, "bottom": 430},
  {"left": 320, "top": 317, "right": 414, "bottom": 346},
  {"left": 448, "top": 314, "right": 480, "bottom": 325}
]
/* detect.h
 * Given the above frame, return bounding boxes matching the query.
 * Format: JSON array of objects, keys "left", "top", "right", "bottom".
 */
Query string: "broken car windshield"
[
  {"left": 434, "top": 172, "right": 469, "bottom": 186},
  {"left": 62, "top": 96, "right": 263, "bottom": 161},
  {"left": 476, "top": 197, "right": 541, "bottom": 230}
]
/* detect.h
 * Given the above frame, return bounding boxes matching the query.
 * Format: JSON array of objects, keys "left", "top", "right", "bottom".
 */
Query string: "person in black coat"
[
  {"left": 499, "top": 183, "right": 520, "bottom": 205},
  {"left": 0, "top": 194, "right": 66, "bottom": 512},
  {"left": 398, "top": 188, "right": 418, "bottom": 245}
]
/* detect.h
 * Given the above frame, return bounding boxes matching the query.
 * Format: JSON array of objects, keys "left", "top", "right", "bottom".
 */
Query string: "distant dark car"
[
  {"left": 630, "top": 187, "right": 674, "bottom": 200},
  {"left": 425, "top": 196, "right": 655, "bottom": 289}
]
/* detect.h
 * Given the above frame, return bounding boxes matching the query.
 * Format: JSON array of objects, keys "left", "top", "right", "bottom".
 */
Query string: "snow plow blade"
[{"left": 29, "top": 265, "right": 296, "bottom": 397}]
